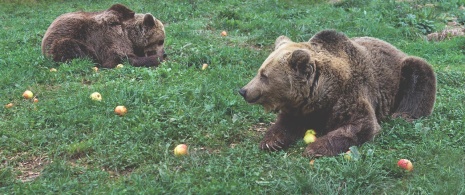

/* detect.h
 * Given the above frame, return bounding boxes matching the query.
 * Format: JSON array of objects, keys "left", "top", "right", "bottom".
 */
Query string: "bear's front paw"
[
  {"left": 260, "top": 138, "right": 286, "bottom": 151},
  {"left": 259, "top": 131, "right": 297, "bottom": 151}
]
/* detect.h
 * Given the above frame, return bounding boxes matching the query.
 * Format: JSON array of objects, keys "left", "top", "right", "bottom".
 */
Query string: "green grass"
[{"left": 1, "top": 0, "right": 465, "bottom": 194}]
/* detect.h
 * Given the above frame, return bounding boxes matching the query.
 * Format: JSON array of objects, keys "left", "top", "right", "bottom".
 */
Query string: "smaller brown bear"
[
  {"left": 239, "top": 30, "right": 436, "bottom": 157},
  {"left": 41, "top": 4, "right": 166, "bottom": 68}
]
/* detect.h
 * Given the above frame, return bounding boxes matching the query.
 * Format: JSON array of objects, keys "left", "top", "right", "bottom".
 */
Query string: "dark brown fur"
[
  {"left": 41, "top": 4, "right": 165, "bottom": 68},
  {"left": 239, "top": 30, "right": 436, "bottom": 157}
]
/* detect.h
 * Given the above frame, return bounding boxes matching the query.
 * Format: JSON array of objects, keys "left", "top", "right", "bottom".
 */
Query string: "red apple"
[
  {"left": 5, "top": 103, "right": 13, "bottom": 108},
  {"left": 114, "top": 106, "right": 127, "bottom": 116},
  {"left": 397, "top": 159, "right": 413, "bottom": 171},
  {"left": 174, "top": 144, "right": 188, "bottom": 156},
  {"left": 23, "top": 90, "right": 33, "bottom": 99},
  {"left": 221, "top": 31, "right": 227, "bottom": 36}
]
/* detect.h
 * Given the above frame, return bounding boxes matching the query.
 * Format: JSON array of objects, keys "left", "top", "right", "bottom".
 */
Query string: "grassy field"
[{"left": 1, "top": 0, "right": 465, "bottom": 194}]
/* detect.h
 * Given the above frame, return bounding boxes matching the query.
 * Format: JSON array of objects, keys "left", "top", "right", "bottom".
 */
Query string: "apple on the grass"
[
  {"left": 202, "top": 63, "right": 208, "bottom": 70},
  {"left": 397, "top": 159, "right": 413, "bottom": 171},
  {"left": 23, "top": 90, "right": 34, "bottom": 99},
  {"left": 221, "top": 31, "right": 227, "bottom": 36},
  {"left": 174, "top": 144, "right": 188, "bottom": 156},
  {"left": 116, "top": 64, "right": 124, "bottom": 69},
  {"left": 33, "top": 98, "right": 39, "bottom": 103},
  {"left": 114, "top": 106, "right": 127, "bottom": 116},
  {"left": 344, "top": 151, "right": 352, "bottom": 160},
  {"left": 5, "top": 103, "right": 13, "bottom": 108},
  {"left": 303, "top": 133, "right": 316, "bottom": 144},
  {"left": 90, "top": 92, "right": 102, "bottom": 101}
]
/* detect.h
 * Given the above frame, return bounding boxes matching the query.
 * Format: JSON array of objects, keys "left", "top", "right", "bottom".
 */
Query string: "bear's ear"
[
  {"left": 289, "top": 50, "right": 314, "bottom": 79},
  {"left": 143, "top": 14, "right": 156, "bottom": 28},
  {"left": 274, "top": 36, "right": 292, "bottom": 50},
  {"left": 108, "top": 4, "right": 135, "bottom": 21}
]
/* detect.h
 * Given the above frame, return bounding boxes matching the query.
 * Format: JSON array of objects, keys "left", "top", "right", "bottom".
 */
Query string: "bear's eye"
[{"left": 260, "top": 72, "right": 268, "bottom": 80}]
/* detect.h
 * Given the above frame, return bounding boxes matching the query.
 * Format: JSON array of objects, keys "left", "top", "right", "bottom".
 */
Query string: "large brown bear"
[
  {"left": 239, "top": 30, "right": 436, "bottom": 157},
  {"left": 41, "top": 4, "right": 166, "bottom": 68}
]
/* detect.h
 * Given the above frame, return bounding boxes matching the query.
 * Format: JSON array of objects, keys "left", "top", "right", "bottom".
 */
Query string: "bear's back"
[{"left": 41, "top": 12, "right": 94, "bottom": 55}]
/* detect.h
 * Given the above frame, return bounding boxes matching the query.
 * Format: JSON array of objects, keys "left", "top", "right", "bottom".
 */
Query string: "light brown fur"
[{"left": 239, "top": 30, "right": 436, "bottom": 157}]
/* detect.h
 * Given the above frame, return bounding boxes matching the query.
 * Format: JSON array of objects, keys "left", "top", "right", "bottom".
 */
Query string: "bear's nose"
[{"left": 238, "top": 88, "right": 247, "bottom": 98}]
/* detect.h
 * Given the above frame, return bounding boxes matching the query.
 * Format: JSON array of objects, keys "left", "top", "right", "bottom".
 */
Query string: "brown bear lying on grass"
[
  {"left": 41, "top": 4, "right": 166, "bottom": 68},
  {"left": 239, "top": 30, "right": 436, "bottom": 157}
]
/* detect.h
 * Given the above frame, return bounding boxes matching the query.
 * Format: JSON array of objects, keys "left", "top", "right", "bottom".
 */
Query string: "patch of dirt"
[
  {"left": 249, "top": 122, "right": 273, "bottom": 133},
  {"left": 8, "top": 153, "right": 51, "bottom": 182},
  {"left": 427, "top": 26, "right": 465, "bottom": 41}
]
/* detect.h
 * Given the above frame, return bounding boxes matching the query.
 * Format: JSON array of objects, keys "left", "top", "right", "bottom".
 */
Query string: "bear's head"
[
  {"left": 239, "top": 36, "right": 319, "bottom": 113},
  {"left": 125, "top": 13, "right": 166, "bottom": 61}
]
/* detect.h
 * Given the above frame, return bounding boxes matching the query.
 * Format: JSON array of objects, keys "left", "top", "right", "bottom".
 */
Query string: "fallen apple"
[
  {"left": 50, "top": 68, "right": 57, "bottom": 72},
  {"left": 92, "top": 67, "right": 99, "bottom": 72},
  {"left": 114, "top": 105, "right": 127, "bottom": 116},
  {"left": 33, "top": 98, "right": 39, "bottom": 103},
  {"left": 397, "top": 159, "right": 413, "bottom": 171},
  {"left": 221, "top": 31, "right": 227, "bottom": 36},
  {"left": 90, "top": 92, "right": 102, "bottom": 101},
  {"left": 305, "top": 129, "right": 316, "bottom": 135},
  {"left": 344, "top": 151, "right": 352, "bottom": 160},
  {"left": 303, "top": 133, "right": 316, "bottom": 144},
  {"left": 23, "top": 90, "right": 34, "bottom": 99},
  {"left": 116, "top": 64, "right": 124, "bottom": 69},
  {"left": 5, "top": 103, "right": 13, "bottom": 108},
  {"left": 174, "top": 144, "right": 188, "bottom": 156},
  {"left": 202, "top": 63, "right": 208, "bottom": 70}
]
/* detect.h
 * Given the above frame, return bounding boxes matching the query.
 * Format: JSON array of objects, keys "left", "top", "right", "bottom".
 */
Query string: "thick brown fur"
[
  {"left": 41, "top": 4, "right": 166, "bottom": 68},
  {"left": 124, "top": 13, "right": 166, "bottom": 65},
  {"left": 239, "top": 30, "right": 436, "bottom": 157}
]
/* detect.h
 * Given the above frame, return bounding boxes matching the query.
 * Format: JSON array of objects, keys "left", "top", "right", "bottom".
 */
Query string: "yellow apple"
[
  {"left": 5, "top": 103, "right": 13, "bottom": 108},
  {"left": 221, "top": 31, "right": 227, "bottom": 36},
  {"left": 114, "top": 105, "right": 127, "bottom": 116},
  {"left": 22, "top": 90, "right": 33, "bottom": 99},
  {"left": 116, "top": 64, "right": 124, "bottom": 69},
  {"left": 202, "top": 63, "right": 208, "bottom": 70},
  {"left": 90, "top": 92, "right": 102, "bottom": 101},
  {"left": 303, "top": 133, "right": 316, "bottom": 144},
  {"left": 92, "top": 67, "right": 99, "bottom": 72},
  {"left": 344, "top": 151, "right": 352, "bottom": 160},
  {"left": 174, "top": 144, "right": 188, "bottom": 156},
  {"left": 305, "top": 129, "right": 316, "bottom": 135},
  {"left": 50, "top": 68, "right": 57, "bottom": 72},
  {"left": 397, "top": 159, "right": 413, "bottom": 171}
]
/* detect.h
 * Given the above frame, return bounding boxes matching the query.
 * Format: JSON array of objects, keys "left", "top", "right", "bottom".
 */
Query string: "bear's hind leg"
[
  {"left": 50, "top": 38, "right": 96, "bottom": 63},
  {"left": 393, "top": 57, "right": 436, "bottom": 120}
]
